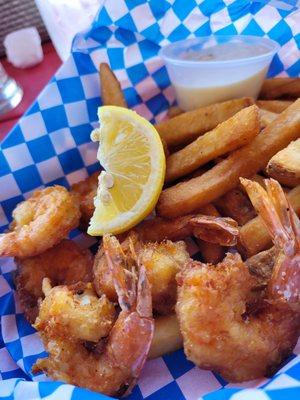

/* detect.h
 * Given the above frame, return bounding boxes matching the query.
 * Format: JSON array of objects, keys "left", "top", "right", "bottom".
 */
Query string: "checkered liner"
[{"left": 0, "top": 0, "right": 300, "bottom": 399}]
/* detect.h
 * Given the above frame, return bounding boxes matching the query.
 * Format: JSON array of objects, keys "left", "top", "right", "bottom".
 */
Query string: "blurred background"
[
  {"left": 0, "top": 0, "right": 299, "bottom": 140},
  {"left": 0, "top": 0, "right": 102, "bottom": 138}
]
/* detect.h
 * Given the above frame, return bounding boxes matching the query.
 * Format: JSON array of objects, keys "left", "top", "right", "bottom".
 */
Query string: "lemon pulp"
[{"left": 88, "top": 106, "right": 166, "bottom": 236}]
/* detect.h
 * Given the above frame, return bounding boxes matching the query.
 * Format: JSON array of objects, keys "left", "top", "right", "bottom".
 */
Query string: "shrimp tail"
[
  {"left": 136, "top": 265, "right": 152, "bottom": 318},
  {"left": 103, "top": 234, "right": 154, "bottom": 395},
  {"left": 241, "top": 178, "right": 298, "bottom": 255},
  {"left": 190, "top": 215, "right": 239, "bottom": 246},
  {"left": 103, "top": 234, "right": 137, "bottom": 311},
  {"left": 240, "top": 178, "right": 300, "bottom": 308}
]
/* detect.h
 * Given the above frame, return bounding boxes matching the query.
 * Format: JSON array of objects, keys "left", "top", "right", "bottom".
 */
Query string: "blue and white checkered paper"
[{"left": 1, "top": 1, "right": 300, "bottom": 399}]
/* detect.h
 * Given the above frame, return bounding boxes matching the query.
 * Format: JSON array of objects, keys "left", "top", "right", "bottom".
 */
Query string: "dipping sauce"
[
  {"left": 175, "top": 66, "right": 268, "bottom": 110},
  {"left": 160, "top": 36, "right": 279, "bottom": 110}
]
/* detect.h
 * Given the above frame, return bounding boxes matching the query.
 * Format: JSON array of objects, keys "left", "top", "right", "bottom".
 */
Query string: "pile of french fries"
[{"left": 99, "top": 64, "right": 300, "bottom": 359}]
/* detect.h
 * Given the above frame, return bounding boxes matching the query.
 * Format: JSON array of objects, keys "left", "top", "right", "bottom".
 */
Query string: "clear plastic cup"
[
  {"left": 0, "top": 62, "right": 23, "bottom": 116},
  {"left": 160, "top": 35, "right": 279, "bottom": 111}
]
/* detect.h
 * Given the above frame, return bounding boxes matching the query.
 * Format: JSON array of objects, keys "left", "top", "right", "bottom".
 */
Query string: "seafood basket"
[{"left": 0, "top": 0, "right": 300, "bottom": 399}]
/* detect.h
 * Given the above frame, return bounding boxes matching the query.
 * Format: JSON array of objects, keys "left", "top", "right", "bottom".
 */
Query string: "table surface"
[{"left": 0, "top": 42, "right": 62, "bottom": 141}]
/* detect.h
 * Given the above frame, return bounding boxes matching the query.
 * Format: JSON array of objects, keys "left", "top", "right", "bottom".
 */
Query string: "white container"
[
  {"left": 160, "top": 35, "right": 279, "bottom": 110},
  {"left": 4, "top": 27, "right": 43, "bottom": 68}
]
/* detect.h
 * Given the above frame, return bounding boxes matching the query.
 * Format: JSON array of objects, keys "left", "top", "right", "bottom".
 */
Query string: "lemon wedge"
[{"left": 87, "top": 106, "right": 166, "bottom": 236}]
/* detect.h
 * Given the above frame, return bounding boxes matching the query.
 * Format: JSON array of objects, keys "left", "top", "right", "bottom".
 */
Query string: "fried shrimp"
[
  {"left": 35, "top": 280, "right": 116, "bottom": 342},
  {"left": 94, "top": 233, "right": 190, "bottom": 314},
  {"left": 15, "top": 240, "right": 93, "bottom": 324},
  {"left": 71, "top": 172, "right": 99, "bottom": 227},
  {"left": 34, "top": 234, "right": 154, "bottom": 397},
  {"left": 141, "top": 241, "right": 190, "bottom": 314},
  {"left": 0, "top": 186, "right": 80, "bottom": 258},
  {"left": 176, "top": 178, "right": 300, "bottom": 382},
  {"left": 94, "top": 215, "right": 238, "bottom": 315}
]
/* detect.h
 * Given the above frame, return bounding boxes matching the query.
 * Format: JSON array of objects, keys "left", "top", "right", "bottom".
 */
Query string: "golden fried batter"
[
  {"left": 176, "top": 179, "right": 300, "bottom": 382},
  {"left": 71, "top": 172, "right": 99, "bottom": 227},
  {"left": 0, "top": 186, "right": 80, "bottom": 258},
  {"left": 94, "top": 234, "right": 190, "bottom": 315},
  {"left": 177, "top": 254, "right": 299, "bottom": 382},
  {"left": 15, "top": 240, "right": 93, "bottom": 323},
  {"left": 35, "top": 281, "right": 115, "bottom": 342},
  {"left": 94, "top": 212, "right": 238, "bottom": 316},
  {"left": 34, "top": 234, "right": 154, "bottom": 397}
]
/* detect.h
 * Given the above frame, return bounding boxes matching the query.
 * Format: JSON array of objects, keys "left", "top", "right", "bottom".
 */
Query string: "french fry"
[
  {"left": 241, "top": 174, "right": 266, "bottom": 190},
  {"left": 256, "top": 100, "right": 293, "bottom": 113},
  {"left": 266, "top": 139, "right": 300, "bottom": 187},
  {"left": 166, "top": 105, "right": 260, "bottom": 182},
  {"left": 259, "top": 78, "right": 300, "bottom": 99},
  {"left": 167, "top": 106, "right": 183, "bottom": 118},
  {"left": 149, "top": 314, "right": 182, "bottom": 359},
  {"left": 197, "top": 240, "right": 225, "bottom": 264},
  {"left": 155, "top": 97, "right": 254, "bottom": 146},
  {"left": 196, "top": 204, "right": 225, "bottom": 264},
  {"left": 161, "top": 137, "right": 170, "bottom": 158},
  {"left": 182, "top": 167, "right": 208, "bottom": 182},
  {"left": 99, "top": 63, "right": 127, "bottom": 107},
  {"left": 99, "top": 63, "right": 169, "bottom": 157},
  {"left": 214, "top": 188, "right": 256, "bottom": 226},
  {"left": 239, "top": 185, "right": 300, "bottom": 257},
  {"left": 157, "top": 99, "right": 300, "bottom": 218},
  {"left": 198, "top": 203, "right": 219, "bottom": 217},
  {"left": 259, "top": 108, "right": 278, "bottom": 129}
]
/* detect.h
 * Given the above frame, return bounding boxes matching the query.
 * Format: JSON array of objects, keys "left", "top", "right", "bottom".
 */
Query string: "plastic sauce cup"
[{"left": 160, "top": 35, "right": 279, "bottom": 111}]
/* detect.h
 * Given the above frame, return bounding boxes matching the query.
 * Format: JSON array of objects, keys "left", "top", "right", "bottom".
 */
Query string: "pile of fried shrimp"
[{"left": 0, "top": 69, "right": 299, "bottom": 397}]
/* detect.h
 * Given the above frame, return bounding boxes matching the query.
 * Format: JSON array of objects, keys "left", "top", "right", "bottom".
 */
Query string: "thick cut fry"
[
  {"left": 167, "top": 106, "right": 183, "bottom": 118},
  {"left": 189, "top": 167, "right": 208, "bottom": 179},
  {"left": 161, "top": 137, "right": 170, "bottom": 157},
  {"left": 266, "top": 139, "right": 300, "bottom": 187},
  {"left": 197, "top": 203, "right": 219, "bottom": 217},
  {"left": 195, "top": 204, "right": 225, "bottom": 264},
  {"left": 99, "top": 63, "right": 127, "bottom": 107},
  {"left": 256, "top": 100, "right": 293, "bottom": 113},
  {"left": 240, "top": 174, "right": 266, "bottom": 190},
  {"left": 259, "top": 78, "right": 300, "bottom": 99},
  {"left": 197, "top": 240, "right": 225, "bottom": 264},
  {"left": 259, "top": 108, "right": 278, "bottom": 129},
  {"left": 165, "top": 106, "right": 260, "bottom": 182},
  {"left": 214, "top": 188, "right": 256, "bottom": 226},
  {"left": 157, "top": 99, "right": 300, "bottom": 218},
  {"left": 239, "top": 185, "right": 300, "bottom": 257},
  {"left": 149, "top": 314, "right": 182, "bottom": 359},
  {"left": 155, "top": 97, "right": 254, "bottom": 146}
]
